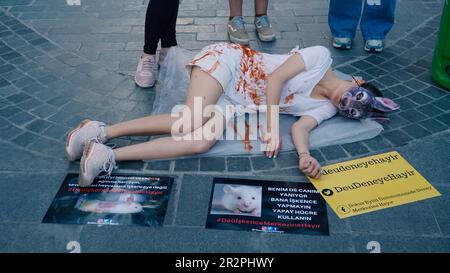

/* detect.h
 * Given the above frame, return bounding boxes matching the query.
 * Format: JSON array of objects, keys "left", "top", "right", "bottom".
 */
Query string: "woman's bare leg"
[
  {"left": 229, "top": 0, "right": 243, "bottom": 17},
  {"left": 255, "top": 0, "right": 269, "bottom": 15},
  {"left": 104, "top": 66, "right": 223, "bottom": 139},
  {"left": 113, "top": 113, "right": 226, "bottom": 161}
]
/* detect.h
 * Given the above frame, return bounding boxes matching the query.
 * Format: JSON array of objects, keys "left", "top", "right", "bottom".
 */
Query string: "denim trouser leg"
[
  {"left": 328, "top": 0, "right": 363, "bottom": 39},
  {"left": 360, "top": 0, "right": 396, "bottom": 40}
]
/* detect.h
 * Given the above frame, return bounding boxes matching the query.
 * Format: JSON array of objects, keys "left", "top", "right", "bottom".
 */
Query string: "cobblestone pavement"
[{"left": 0, "top": 0, "right": 449, "bottom": 252}]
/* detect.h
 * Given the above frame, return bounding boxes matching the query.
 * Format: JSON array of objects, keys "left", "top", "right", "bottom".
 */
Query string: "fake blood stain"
[
  {"left": 232, "top": 120, "right": 253, "bottom": 152},
  {"left": 234, "top": 44, "right": 266, "bottom": 106}
]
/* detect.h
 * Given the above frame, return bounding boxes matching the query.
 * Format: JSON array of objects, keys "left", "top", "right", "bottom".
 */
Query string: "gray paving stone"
[
  {"left": 17, "top": 98, "right": 43, "bottom": 111},
  {"left": 352, "top": 234, "right": 450, "bottom": 253},
  {"left": 174, "top": 174, "right": 212, "bottom": 226},
  {"left": 41, "top": 123, "right": 69, "bottom": 140},
  {"left": 309, "top": 149, "right": 325, "bottom": 163},
  {"left": 0, "top": 105, "right": 21, "bottom": 118},
  {"left": 117, "top": 161, "right": 145, "bottom": 171},
  {"left": 319, "top": 145, "right": 348, "bottom": 161},
  {"left": 382, "top": 130, "right": 413, "bottom": 146},
  {"left": 31, "top": 104, "right": 58, "bottom": 118},
  {"left": 11, "top": 131, "right": 39, "bottom": 147},
  {"left": 0, "top": 78, "right": 10, "bottom": 88},
  {"left": 341, "top": 142, "right": 369, "bottom": 156},
  {"left": 79, "top": 225, "right": 265, "bottom": 252},
  {"left": 401, "top": 124, "right": 432, "bottom": 139},
  {"left": 418, "top": 119, "right": 448, "bottom": 134},
  {"left": 30, "top": 136, "right": 64, "bottom": 155},
  {"left": 174, "top": 158, "right": 199, "bottom": 172},
  {"left": 428, "top": 186, "right": 450, "bottom": 237},
  {"left": 0, "top": 172, "right": 64, "bottom": 222},
  {"left": 145, "top": 160, "right": 172, "bottom": 171},
  {"left": 422, "top": 86, "right": 447, "bottom": 99},
  {"left": 9, "top": 224, "right": 83, "bottom": 253},
  {"left": 436, "top": 113, "right": 450, "bottom": 126},
  {"left": 261, "top": 233, "right": 354, "bottom": 252},
  {"left": 406, "top": 92, "right": 433, "bottom": 105},
  {"left": 0, "top": 124, "right": 22, "bottom": 140},
  {"left": 0, "top": 223, "right": 20, "bottom": 252},
  {"left": 25, "top": 118, "right": 52, "bottom": 133},
  {"left": 363, "top": 136, "right": 393, "bottom": 151},
  {"left": 199, "top": 157, "right": 226, "bottom": 172},
  {"left": 251, "top": 155, "right": 276, "bottom": 171},
  {"left": 377, "top": 75, "right": 400, "bottom": 87},
  {"left": 416, "top": 104, "right": 444, "bottom": 117},
  {"left": 398, "top": 109, "right": 428, "bottom": 122},
  {"left": 348, "top": 202, "right": 441, "bottom": 237},
  {"left": 433, "top": 96, "right": 450, "bottom": 111},
  {"left": 274, "top": 152, "right": 298, "bottom": 168},
  {"left": 392, "top": 97, "right": 417, "bottom": 110},
  {"left": 0, "top": 116, "right": 8, "bottom": 128},
  {"left": 405, "top": 79, "right": 427, "bottom": 91},
  {"left": 226, "top": 156, "right": 252, "bottom": 172},
  {"left": 9, "top": 111, "right": 35, "bottom": 126}
]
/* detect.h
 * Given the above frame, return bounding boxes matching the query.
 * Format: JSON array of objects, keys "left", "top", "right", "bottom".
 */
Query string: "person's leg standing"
[
  {"left": 254, "top": 0, "right": 275, "bottom": 42},
  {"left": 328, "top": 0, "right": 363, "bottom": 49},
  {"left": 135, "top": 0, "right": 164, "bottom": 88},
  {"left": 159, "top": 0, "right": 180, "bottom": 66},
  {"left": 361, "top": 0, "right": 396, "bottom": 52}
]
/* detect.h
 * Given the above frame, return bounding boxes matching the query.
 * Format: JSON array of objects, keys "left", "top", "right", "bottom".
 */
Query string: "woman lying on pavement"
[{"left": 65, "top": 42, "right": 400, "bottom": 186}]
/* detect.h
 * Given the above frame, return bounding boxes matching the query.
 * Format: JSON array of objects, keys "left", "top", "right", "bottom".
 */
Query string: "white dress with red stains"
[{"left": 186, "top": 42, "right": 338, "bottom": 125}]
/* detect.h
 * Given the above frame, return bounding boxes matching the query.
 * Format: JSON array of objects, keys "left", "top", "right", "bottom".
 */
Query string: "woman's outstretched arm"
[
  {"left": 291, "top": 116, "right": 321, "bottom": 179},
  {"left": 264, "top": 53, "right": 306, "bottom": 158}
]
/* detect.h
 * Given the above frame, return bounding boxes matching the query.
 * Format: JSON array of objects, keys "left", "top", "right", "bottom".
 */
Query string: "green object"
[{"left": 432, "top": 0, "right": 450, "bottom": 90}]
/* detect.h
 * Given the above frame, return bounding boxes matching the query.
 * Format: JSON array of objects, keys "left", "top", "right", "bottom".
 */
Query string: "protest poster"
[
  {"left": 43, "top": 173, "right": 173, "bottom": 226},
  {"left": 308, "top": 151, "right": 441, "bottom": 219},
  {"left": 206, "top": 177, "right": 329, "bottom": 235}
]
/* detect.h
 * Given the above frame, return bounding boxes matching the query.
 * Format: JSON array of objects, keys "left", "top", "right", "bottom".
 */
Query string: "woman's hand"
[
  {"left": 298, "top": 153, "right": 322, "bottom": 179},
  {"left": 259, "top": 124, "right": 281, "bottom": 158},
  {"left": 263, "top": 133, "right": 281, "bottom": 158}
]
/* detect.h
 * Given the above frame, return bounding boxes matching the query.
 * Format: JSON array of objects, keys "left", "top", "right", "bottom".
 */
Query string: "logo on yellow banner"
[{"left": 308, "top": 151, "right": 441, "bottom": 219}]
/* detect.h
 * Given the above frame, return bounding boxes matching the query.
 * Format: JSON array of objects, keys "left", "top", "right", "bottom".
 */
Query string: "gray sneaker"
[
  {"left": 255, "top": 15, "right": 276, "bottom": 42},
  {"left": 135, "top": 54, "right": 157, "bottom": 88},
  {"left": 66, "top": 119, "right": 107, "bottom": 161},
  {"left": 228, "top": 16, "right": 250, "bottom": 45},
  {"left": 79, "top": 139, "right": 116, "bottom": 187}
]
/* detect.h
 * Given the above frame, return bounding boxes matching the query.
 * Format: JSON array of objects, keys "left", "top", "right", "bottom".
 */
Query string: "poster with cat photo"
[
  {"left": 206, "top": 178, "right": 329, "bottom": 236},
  {"left": 43, "top": 173, "right": 173, "bottom": 227}
]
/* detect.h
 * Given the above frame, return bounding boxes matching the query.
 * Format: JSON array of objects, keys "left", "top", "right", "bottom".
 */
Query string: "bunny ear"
[
  {"left": 368, "top": 112, "right": 390, "bottom": 124},
  {"left": 373, "top": 97, "right": 400, "bottom": 112}
]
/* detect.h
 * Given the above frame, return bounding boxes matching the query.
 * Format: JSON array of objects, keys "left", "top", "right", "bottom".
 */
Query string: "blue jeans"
[{"left": 328, "top": 0, "right": 396, "bottom": 40}]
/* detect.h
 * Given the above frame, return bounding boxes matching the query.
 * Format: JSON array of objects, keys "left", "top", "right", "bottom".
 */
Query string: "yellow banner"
[{"left": 308, "top": 151, "right": 441, "bottom": 219}]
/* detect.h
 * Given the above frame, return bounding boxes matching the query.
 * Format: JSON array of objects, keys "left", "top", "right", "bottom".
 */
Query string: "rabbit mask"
[{"left": 338, "top": 86, "right": 400, "bottom": 123}]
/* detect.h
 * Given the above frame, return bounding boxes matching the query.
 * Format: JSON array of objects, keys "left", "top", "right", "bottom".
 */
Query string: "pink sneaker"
[
  {"left": 134, "top": 54, "right": 156, "bottom": 88},
  {"left": 79, "top": 139, "right": 116, "bottom": 187},
  {"left": 66, "top": 119, "right": 107, "bottom": 161}
]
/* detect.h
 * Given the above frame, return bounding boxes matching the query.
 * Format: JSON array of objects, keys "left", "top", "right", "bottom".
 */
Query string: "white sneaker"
[
  {"left": 79, "top": 139, "right": 116, "bottom": 187},
  {"left": 364, "top": 39, "right": 384, "bottom": 53},
  {"left": 332, "top": 37, "right": 352, "bottom": 49},
  {"left": 134, "top": 54, "right": 157, "bottom": 88},
  {"left": 66, "top": 119, "right": 107, "bottom": 161}
]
